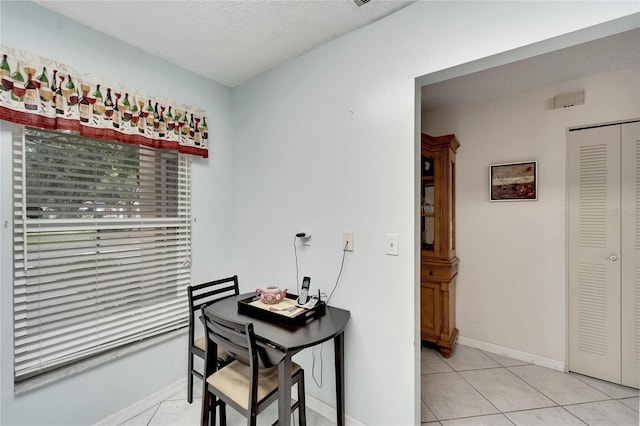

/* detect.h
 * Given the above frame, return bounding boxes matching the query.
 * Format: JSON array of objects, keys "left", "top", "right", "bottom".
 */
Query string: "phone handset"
[
  {"left": 298, "top": 276, "right": 311, "bottom": 305},
  {"left": 297, "top": 276, "right": 319, "bottom": 308}
]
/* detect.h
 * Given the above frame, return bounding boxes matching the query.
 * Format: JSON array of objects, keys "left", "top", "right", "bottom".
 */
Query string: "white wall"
[
  {"left": 0, "top": 2, "right": 234, "bottom": 425},
  {"left": 423, "top": 66, "right": 640, "bottom": 366},
  {"left": 231, "top": 2, "right": 638, "bottom": 425}
]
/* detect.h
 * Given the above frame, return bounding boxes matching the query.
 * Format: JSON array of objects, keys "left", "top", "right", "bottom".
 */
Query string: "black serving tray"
[{"left": 237, "top": 293, "right": 326, "bottom": 326}]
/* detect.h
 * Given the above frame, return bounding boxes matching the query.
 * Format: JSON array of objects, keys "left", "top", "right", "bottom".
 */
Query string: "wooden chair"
[
  {"left": 187, "top": 276, "right": 240, "bottom": 404},
  {"left": 200, "top": 307, "right": 306, "bottom": 426}
]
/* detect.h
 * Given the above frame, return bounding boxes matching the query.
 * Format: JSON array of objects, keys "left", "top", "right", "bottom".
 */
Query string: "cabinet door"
[
  {"left": 420, "top": 282, "right": 441, "bottom": 339},
  {"left": 421, "top": 150, "right": 441, "bottom": 256},
  {"left": 447, "top": 151, "right": 456, "bottom": 258}
]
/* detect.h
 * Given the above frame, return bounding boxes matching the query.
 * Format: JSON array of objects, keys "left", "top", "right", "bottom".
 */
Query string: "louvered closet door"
[
  {"left": 621, "top": 122, "right": 639, "bottom": 388},
  {"left": 568, "top": 125, "right": 622, "bottom": 384}
]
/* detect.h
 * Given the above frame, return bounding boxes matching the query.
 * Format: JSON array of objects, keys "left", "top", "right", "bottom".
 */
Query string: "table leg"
[
  {"left": 278, "top": 354, "right": 292, "bottom": 426},
  {"left": 334, "top": 332, "right": 345, "bottom": 426}
]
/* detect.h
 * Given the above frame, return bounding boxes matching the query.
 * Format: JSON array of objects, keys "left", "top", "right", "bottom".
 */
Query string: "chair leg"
[
  {"left": 210, "top": 395, "right": 217, "bottom": 426},
  {"left": 187, "top": 351, "right": 194, "bottom": 404},
  {"left": 297, "top": 372, "right": 306, "bottom": 426},
  {"left": 202, "top": 393, "right": 219, "bottom": 426},
  {"left": 200, "top": 384, "right": 209, "bottom": 426},
  {"left": 219, "top": 401, "right": 227, "bottom": 426}
]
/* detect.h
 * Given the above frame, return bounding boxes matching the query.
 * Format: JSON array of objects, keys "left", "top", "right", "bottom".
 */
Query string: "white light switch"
[{"left": 386, "top": 233, "right": 399, "bottom": 256}]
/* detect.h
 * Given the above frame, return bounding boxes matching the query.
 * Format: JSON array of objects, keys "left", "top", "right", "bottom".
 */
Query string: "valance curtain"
[{"left": 0, "top": 45, "right": 209, "bottom": 158}]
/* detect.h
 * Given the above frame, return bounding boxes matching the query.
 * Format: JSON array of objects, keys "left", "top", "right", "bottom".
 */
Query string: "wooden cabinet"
[{"left": 420, "top": 133, "right": 459, "bottom": 358}]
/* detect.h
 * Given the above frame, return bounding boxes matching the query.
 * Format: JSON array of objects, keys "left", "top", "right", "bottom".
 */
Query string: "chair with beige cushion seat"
[
  {"left": 187, "top": 276, "right": 239, "bottom": 404},
  {"left": 200, "top": 307, "right": 306, "bottom": 426}
]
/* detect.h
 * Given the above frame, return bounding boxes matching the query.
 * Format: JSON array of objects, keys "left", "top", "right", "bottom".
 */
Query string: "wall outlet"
[{"left": 343, "top": 232, "right": 354, "bottom": 252}]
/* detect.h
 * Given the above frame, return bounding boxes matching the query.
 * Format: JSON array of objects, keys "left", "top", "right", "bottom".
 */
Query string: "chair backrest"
[
  {"left": 187, "top": 275, "right": 239, "bottom": 328},
  {"left": 200, "top": 307, "right": 285, "bottom": 371},
  {"left": 202, "top": 308, "right": 257, "bottom": 414}
]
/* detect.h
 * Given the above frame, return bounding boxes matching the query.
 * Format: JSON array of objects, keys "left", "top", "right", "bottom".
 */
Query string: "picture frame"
[{"left": 489, "top": 161, "right": 537, "bottom": 201}]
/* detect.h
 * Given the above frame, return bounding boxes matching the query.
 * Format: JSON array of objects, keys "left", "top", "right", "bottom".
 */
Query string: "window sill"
[{"left": 14, "top": 328, "right": 187, "bottom": 395}]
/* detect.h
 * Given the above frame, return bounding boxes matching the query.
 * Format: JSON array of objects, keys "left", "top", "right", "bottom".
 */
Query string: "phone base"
[{"left": 296, "top": 296, "right": 318, "bottom": 309}]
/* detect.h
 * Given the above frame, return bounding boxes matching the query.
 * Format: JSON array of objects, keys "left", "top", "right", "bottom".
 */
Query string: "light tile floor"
[
  {"left": 114, "top": 344, "right": 639, "bottom": 425},
  {"left": 421, "top": 344, "right": 640, "bottom": 426},
  {"left": 117, "top": 381, "right": 334, "bottom": 426}
]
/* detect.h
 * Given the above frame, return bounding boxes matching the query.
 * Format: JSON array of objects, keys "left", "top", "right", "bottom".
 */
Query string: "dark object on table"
[{"left": 238, "top": 293, "right": 326, "bottom": 326}]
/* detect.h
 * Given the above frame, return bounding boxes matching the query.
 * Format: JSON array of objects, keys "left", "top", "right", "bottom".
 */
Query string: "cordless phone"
[{"left": 298, "top": 276, "right": 311, "bottom": 305}]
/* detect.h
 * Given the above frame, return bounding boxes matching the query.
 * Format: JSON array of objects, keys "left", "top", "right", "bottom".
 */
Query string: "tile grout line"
[
  {"left": 505, "top": 365, "right": 617, "bottom": 407},
  {"left": 422, "top": 346, "right": 640, "bottom": 425},
  {"left": 447, "top": 366, "right": 603, "bottom": 426},
  {"left": 453, "top": 367, "right": 508, "bottom": 421},
  {"left": 440, "top": 353, "right": 574, "bottom": 421},
  {"left": 502, "top": 365, "right": 566, "bottom": 408},
  {"left": 145, "top": 404, "right": 161, "bottom": 426},
  {"left": 570, "top": 372, "right": 640, "bottom": 400},
  {"left": 426, "top": 348, "right": 506, "bottom": 422},
  {"left": 420, "top": 396, "right": 437, "bottom": 423},
  {"left": 559, "top": 405, "right": 590, "bottom": 426}
]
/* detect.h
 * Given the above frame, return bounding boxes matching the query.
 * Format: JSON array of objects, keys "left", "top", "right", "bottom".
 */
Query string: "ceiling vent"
[
  {"left": 353, "top": 0, "right": 371, "bottom": 6},
  {"left": 553, "top": 91, "right": 585, "bottom": 109}
]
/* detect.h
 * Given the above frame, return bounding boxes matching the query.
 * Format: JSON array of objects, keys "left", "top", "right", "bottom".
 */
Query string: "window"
[{"left": 13, "top": 127, "right": 192, "bottom": 382}]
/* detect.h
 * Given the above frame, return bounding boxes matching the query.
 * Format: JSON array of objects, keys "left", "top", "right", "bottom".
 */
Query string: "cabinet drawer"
[{"left": 421, "top": 267, "right": 453, "bottom": 281}]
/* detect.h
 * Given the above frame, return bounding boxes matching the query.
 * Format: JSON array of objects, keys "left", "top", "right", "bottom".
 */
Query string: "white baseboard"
[
  {"left": 457, "top": 335, "right": 566, "bottom": 372},
  {"left": 94, "top": 378, "right": 366, "bottom": 426},
  {"left": 305, "top": 394, "right": 365, "bottom": 426}
]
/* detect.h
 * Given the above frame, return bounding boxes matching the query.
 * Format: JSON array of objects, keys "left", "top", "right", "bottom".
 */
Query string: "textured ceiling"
[
  {"left": 35, "top": 0, "right": 414, "bottom": 88},
  {"left": 32, "top": 1, "right": 639, "bottom": 111}
]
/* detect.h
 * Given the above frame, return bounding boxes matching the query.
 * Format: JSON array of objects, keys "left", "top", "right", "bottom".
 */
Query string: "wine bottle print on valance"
[{"left": 0, "top": 45, "right": 209, "bottom": 158}]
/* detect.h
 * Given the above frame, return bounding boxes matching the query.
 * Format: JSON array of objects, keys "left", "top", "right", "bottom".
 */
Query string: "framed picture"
[{"left": 489, "top": 161, "right": 537, "bottom": 201}]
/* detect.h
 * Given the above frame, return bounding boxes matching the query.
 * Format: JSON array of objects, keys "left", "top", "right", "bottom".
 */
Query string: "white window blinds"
[{"left": 13, "top": 127, "right": 192, "bottom": 381}]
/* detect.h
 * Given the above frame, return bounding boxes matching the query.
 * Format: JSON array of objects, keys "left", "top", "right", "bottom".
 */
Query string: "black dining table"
[{"left": 203, "top": 293, "right": 351, "bottom": 426}]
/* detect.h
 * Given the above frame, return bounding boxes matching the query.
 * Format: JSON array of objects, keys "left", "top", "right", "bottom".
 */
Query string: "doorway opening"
[{"left": 414, "top": 18, "right": 640, "bottom": 422}]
